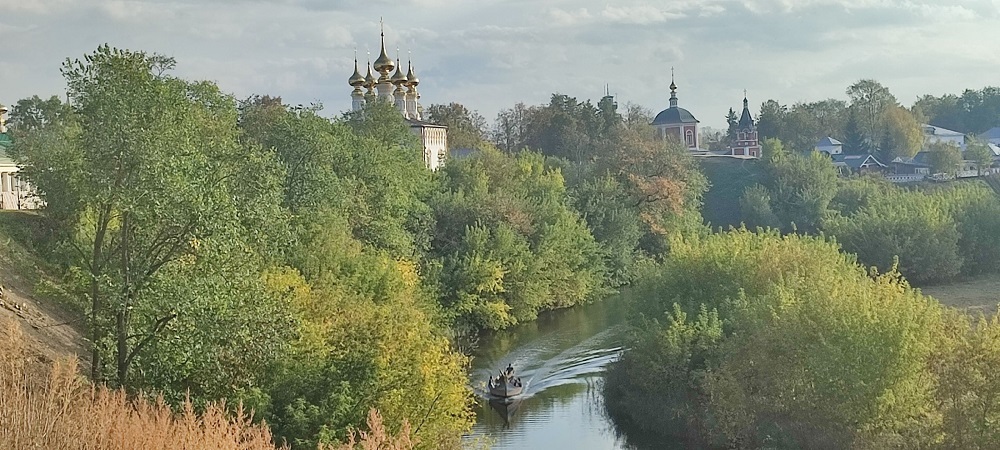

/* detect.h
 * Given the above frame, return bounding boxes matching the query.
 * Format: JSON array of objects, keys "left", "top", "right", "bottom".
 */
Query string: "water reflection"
[{"left": 465, "top": 297, "right": 635, "bottom": 449}]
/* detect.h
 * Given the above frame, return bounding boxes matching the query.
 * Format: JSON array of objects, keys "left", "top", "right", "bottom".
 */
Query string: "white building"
[
  {"left": 815, "top": 136, "right": 843, "bottom": 155},
  {"left": 0, "top": 106, "right": 40, "bottom": 210},
  {"left": 348, "top": 28, "right": 447, "bottom": 171},
  {"left": 922, "top": 124, "right": 965, "bottom": 150}
]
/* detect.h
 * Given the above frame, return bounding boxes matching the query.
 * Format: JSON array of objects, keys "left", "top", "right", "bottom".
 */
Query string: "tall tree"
[
  {"left": 725, "top": 107, "right": 739, "bottom": 142},
  {"left": 16, "top": 45, "right": 284, "bottom": 388},
  {"left": 842, "top": 109, "right": 870, "bottom": 154},
  {"left": 756, "top": 100, "right": 787, "bottom": 142},
  {"left": 880, "top": 106, "right": 923, "bottom": 160},
  {"left": 846, "top": 79, "right": 897, "bottom": 143}
]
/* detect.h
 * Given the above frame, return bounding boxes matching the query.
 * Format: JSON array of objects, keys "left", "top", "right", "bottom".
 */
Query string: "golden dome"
[
  {"left": 373, "top": 34, "right": 394, "bottom": 73},
  {"left": 405, "top": 63, "right": 419, "bottom": 86},
  {"left": 348, "top": 59, "right": 365, "bottom": 87},
  {"left": 390, "top": 59, "right": 408, "bottom": 84},
  {"left": 364, "top": 64, "right": 376, "bottom": 87}
]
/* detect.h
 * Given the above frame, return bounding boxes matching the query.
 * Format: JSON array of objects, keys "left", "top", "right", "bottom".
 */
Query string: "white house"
[
  {"left": 922, "top": 124, "right": 965, "bottom": 150},
  {"left": 815, "top": 136, "right": 843, "bottom": 155},
  {"left": 0, "top": 106, "right": 41, "bottom": 210}
]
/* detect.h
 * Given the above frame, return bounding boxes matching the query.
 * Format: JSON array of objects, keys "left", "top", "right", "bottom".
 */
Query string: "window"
[{"left": 685, "top": 129, "right": 694, "bottom": 147}]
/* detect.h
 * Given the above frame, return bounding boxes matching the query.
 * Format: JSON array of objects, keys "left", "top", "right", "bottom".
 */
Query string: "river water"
[{"left": 463, "top": 295, "right": 639, "bottom": 449}]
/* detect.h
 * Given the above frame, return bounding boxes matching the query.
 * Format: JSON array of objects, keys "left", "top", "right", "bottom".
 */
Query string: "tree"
[
  {"left": 927, "top": 142, "right": 963, "bottom": 176},
  {"left": 756, "top": 100, "right": 786, "bottom": 141},
  {"left": 725, "top": 108, "right": 738, "bottom": 142},
  {"left": 6, "top": 95, "right": 72, "bottom": 132},
  {"left": 491, "top": 102, "right": 533, "bottom": 153},
  {"left": 426, "top": 102, "right": 488, "bottom": 151},
  {"left": 880, "top": 106, "right": 923, "bottom": 160},
  {"left": 842, "top": 109, "right": 870, "bottom": 154},
  {"left": 846, "top": 79, "right": 897, "bottom": 143},
  {"left": 965, "top": 140, "right": 994, "bottom": 176},
  {"left": 16, "top": 45, "right": 286, "bottom": 388}
]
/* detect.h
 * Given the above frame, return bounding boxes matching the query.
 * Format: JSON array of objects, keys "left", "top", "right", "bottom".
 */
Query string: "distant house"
[
  {"left": 891, "top": 152, "right": 932, "bottom": 175},
  {"left": 922, "top": 124, "right": 966, "bottom": 150},
  {"left": 832, "top": 153, "right": 886, "bottom": 175},
  {"left": 815, "top": 137, "right": 843, "bottom": 155}
]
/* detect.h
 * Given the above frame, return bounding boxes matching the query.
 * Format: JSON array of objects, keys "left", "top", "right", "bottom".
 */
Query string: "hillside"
[
  {"left": 699, "top": 156, "right": 764, "bottom": 230},
  {"left": 0, "top": 211, "right": 88, "bottom": 373}
]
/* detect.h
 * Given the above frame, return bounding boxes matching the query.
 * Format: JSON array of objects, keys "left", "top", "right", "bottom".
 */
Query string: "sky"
[{"left": 1, "top": 0, "right": 999, "bottom": 129}]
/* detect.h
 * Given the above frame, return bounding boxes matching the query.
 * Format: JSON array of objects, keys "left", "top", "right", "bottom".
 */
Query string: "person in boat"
[{"left": 505, "top": 363, "right": 514, "bottom": 378}]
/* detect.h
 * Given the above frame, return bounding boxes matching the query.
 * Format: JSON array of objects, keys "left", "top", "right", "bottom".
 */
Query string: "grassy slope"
[
  {"left": 0, "top": 211, "right": 87, "bottom": 368},
  {"left": 699, "top": 157, "right": 765, "bottom": 230}
]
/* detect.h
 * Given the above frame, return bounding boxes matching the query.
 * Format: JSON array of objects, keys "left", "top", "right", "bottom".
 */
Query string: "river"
[{"left": 463, "top": 294, "right": 640, "bottom": 449}]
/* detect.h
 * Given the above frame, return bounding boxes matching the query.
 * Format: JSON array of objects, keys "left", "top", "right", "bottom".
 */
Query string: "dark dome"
[{"left": 651, "top": 107, "right": 699, "bottom": 125}]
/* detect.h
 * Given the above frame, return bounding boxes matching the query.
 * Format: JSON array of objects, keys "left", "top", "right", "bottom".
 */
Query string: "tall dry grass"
[{"left": 0, "top": 317, "right": 284, "bottom": 450}]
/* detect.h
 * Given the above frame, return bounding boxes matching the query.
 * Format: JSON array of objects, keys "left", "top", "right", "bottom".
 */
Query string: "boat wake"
[{"left": 472, "top": 327, "right": 624, "bottom": 399}]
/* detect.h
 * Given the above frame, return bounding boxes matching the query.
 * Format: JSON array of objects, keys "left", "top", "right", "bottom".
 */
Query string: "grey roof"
[
  {"left": 406, "top": 119, "right": 447, "bottom": 129},
  {"left": 816, "top": 136, "right": 843, "bottom": 147},
  {"left": 831, "top": 153, "right": 886, "bottom": 169},
  {"left": 651, "top": 106, "right": 699, "bottom": 125},
  {"left": 978, "top": 127, "right": 1000, "bottom": 140},
  {"left": 922, "top": 124, "right": 964, "bottom": 137}
]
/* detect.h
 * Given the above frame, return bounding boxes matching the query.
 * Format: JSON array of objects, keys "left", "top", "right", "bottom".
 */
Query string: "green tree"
[
  {"left": 426, "top": 102, "right": 488, "bottom": 151},
  {"left": 846, "top": 79, "right": 897, "bottom": 143},
  {"left": 15, "top": 45, "right": 288, "bottom": 389},
  {"left": 756, "top": 100, "right": 786, "bottom": 141},
  {"left": 6, "top": 95, "right": 72, "bottom": 132},
  {"left": 965, "top": 140, "right": 994, "bottom": 176},
  {"left": 842, "top": 109, "right": 870, "bottom": 154},
  {"left": 725, "top": 108, "right": 738, "bottom": 142},
  {"left": 927, "top": 142, "right": 963, "bottom": 176},
  {"left": 880, "top": 105, "right": 923, "bottom": 160}
]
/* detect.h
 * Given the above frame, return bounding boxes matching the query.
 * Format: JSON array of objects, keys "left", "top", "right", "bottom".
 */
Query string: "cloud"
[{"left": 601, "top": 5, "right": 684, "bottom": 24}]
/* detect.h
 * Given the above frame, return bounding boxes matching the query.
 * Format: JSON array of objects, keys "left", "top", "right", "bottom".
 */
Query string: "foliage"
[
  {"left": 825, "top": 188, "right": 962, "bottom": 285},
  {"left": 847, "top": 79, "right": 898, "bottom": 143},
  {"left": 426, "top": 103, "right": 488, "bottom": 151},
  {"left": 914, "top": 86, "right": 1000, "bottom": 134},
  {"left": 13, "top": 45, "right": 291, "bottom": 393},
  {"left": 747, "top": 139, "right": 838, "bottom": 233},
  {"left": 5, "top": 95, "right": 72, "bottom": 132},
  {"left": 927, "top": 142, "right": 964, "bottom": 176},
  {"left": 879, "top": 105, "right": 923, "bottom": 161},
  {"left": 262, "top": 213, "right": 473, "bottom": 449},
  {"left": 429, "top": 147, "right": 606, "bottom": 330},
  {"left": 605, "top": 229, "right": 944, "bottom": 448},
  {"left": 965, "top": 140, "right": 994, "bottom": 176}
]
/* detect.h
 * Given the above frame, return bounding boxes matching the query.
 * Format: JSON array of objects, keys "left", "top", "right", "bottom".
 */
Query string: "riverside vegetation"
[
  {"left": 4, "top": 45, "right": 1000, "bottom": 449},
  {"left": 3, "top": 47, "right": 703, "bottom": 448}
]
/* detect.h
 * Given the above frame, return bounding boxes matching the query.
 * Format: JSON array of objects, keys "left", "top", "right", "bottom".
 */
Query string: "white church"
[{"left": 348, "top": 28, "right": 447, "bottom": 171}]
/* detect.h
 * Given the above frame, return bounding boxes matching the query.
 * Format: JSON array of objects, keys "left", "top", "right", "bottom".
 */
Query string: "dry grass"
[
  {"left": 922, "top": 275, "right": 1000, "bottom": 316},
  {"left": 0, "top": 317, "right": 285, "bottom": 450},
  {"left": 321, "top": 409, "right": 417, "bottom": 450}
]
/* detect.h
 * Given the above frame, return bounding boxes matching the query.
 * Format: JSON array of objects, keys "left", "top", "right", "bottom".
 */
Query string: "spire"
[
  {"left": 405, "top": 60, "right": 419, "bottom": 86},
  {"left": 738, "top": 90, "right": 754, "bottom": 129},
  {"left": 364, "top": 53, "right": 376, "bottom": 92},
  {"left": 669, "top": 67, "right": 678, "bottom": 108}
]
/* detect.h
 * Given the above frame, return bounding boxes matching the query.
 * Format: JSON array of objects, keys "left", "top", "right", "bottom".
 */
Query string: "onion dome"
[
  {"left": 348, "top": 59, "right": 365, "bottom": 87},
  {"left": 390, "top": 58, "right": 408, "bottom": 85},
  {"left": 373, "top": 33, "right": 394, "bottom": 73},
  {"left": 405, "top": 62, "right": 419, "bottom": 86},
  {"left": 364, "top": 63, "right": 376, "bottom": 88}
]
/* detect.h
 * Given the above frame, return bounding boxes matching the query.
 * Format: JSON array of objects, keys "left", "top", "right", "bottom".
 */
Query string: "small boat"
[
  {"left": 488, "top": 365, "right": 524, "bottom": 398},
  {"left": 489, "top": 379, "right": 524, "bottom": 398}
]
